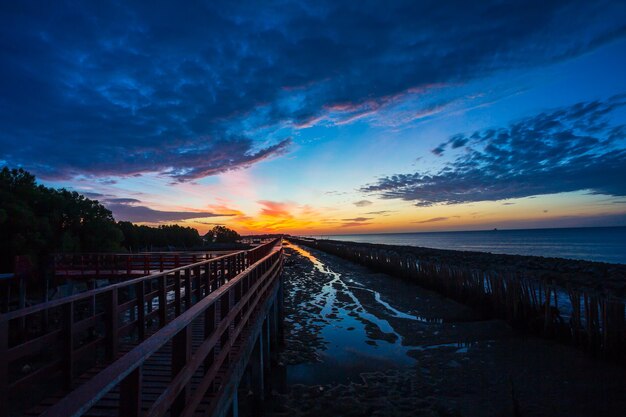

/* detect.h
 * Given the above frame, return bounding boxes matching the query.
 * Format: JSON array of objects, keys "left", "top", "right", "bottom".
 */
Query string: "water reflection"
[{"left": 285, "top": 242, "right": 469, "bottom": 385}]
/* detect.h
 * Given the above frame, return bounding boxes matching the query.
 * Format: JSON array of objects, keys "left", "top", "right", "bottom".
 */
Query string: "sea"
[{"left": 306, "top": 226, "right": 626, "bottom": 264}]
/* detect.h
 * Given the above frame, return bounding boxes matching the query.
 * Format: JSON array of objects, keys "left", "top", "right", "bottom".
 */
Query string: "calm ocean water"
[{"left": 307, "top": 226, "right": 626, "bottom": 264}]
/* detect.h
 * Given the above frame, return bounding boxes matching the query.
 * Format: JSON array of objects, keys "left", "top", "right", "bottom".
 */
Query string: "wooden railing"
[
  {"left": 0, "top": 239, "right": 280, "bottom": 417},
  {"left": 39, "top": 243, "right": 283, "bottom": 417},
  {"left": 53, "top": 251, "right": 236, "bottom": 278}
]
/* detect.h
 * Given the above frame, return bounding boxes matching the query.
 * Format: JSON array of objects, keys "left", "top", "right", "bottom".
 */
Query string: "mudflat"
[{"left": 264, "top": 242, "right": 626, "bottom": 417}]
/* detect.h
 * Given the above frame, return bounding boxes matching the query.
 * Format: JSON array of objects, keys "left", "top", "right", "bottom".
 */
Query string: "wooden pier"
[{"left": 1, "top": 239, "right": 284, "bottom": 417}]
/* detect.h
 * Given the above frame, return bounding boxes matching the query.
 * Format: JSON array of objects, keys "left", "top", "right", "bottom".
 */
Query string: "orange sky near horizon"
[{"left": 130, "top": 190, "right": 626, "bottom": 236}]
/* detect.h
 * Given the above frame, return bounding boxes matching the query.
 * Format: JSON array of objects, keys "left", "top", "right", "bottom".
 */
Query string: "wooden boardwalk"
[
  {"left": 1, "top": 240, "right": 284, "bottom": 417},
  {"left": 26, "top": 318, "right": 225, "bottom": 417}
]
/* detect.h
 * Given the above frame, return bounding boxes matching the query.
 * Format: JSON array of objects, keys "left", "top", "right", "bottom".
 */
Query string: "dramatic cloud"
[
  {"left": 353, "top": 200, "right": 373, "bottom": 207},
  {"left": 362, "top": 97, "right": 626, "bottom": 206},
  {"left": 102, "top": 198, "right": 231, "bottom": 223},
  {"left": 2, "top": 2, "right": 625, "bottom": 180}
]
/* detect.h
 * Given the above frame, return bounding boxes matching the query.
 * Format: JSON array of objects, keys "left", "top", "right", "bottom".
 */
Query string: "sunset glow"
[{"left": 2, "top": 2, "right": 625, "bottom": 236}]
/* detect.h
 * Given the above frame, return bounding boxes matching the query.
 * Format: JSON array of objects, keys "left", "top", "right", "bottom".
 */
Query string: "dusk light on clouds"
[{"left": 1, "top": 1, "right": 626, "bottom": 235}]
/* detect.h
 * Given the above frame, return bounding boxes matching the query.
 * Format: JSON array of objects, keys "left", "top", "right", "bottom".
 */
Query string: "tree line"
[{"left": 0, "top": 167, "right": 240, "bottom": 272}]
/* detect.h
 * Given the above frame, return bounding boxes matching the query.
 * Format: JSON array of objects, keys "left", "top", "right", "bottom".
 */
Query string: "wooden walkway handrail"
[
  {"left": 1, "top": 251, "right": 244, "bottom": 322},
  {"left": 53, "top": 252, "right": 217, "bottom": 278},
  {"left": 2, "top": 239, "right": 279, "bottom": 322},
  {"left": 40, "top": 246, "right": 283, "bottom": 417},
  {"left": 0, "top": 239, "right": 281, "bottom": 417}
]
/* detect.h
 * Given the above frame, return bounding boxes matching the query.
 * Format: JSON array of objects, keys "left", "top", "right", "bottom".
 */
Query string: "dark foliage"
[
  {"left": 0, "top": 167, "right": 123, "bottom": 271},
  {"left": 0, "top": 167, "right": 239, "bottom": 273},
  {"left": 204, "top": 225, "right": 241, "bottom": 243},
  {"left": 117, "top": 221, "right": 202, "bottom": 251}
]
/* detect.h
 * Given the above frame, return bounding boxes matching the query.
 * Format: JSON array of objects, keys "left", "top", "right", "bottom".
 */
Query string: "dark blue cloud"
[
  {"left": 1, "top": 1, "right": 625, "bottom": 180},
  {"left": 362, "top": 96, "right": 626, "bottom": 205}
]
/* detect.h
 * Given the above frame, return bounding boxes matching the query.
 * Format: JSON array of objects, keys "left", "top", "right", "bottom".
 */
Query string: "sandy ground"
[{"left": 262, "top": 242, "right": 626, "bottom": 417}]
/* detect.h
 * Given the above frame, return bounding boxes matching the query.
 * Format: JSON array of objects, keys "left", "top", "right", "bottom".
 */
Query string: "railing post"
[
  {"left": 212, "top": 298, "right": 222, "bottom": 373},
  {"left": 159, "top": 275, "right": 167, "bottom": 326},
  {"left": 172, "top": 326, "right": 192, "bottom": 417},
  {"left": 195, "top": 265, "right": 202, "bottom": 299},
  {"left": 263, "top": 317, "right": 271, "bottom": 396},
  {"left": 0, "top": 318, "right": 8, "bottom": 417},
  {"left": 204, "top": 263, "right": 211, "bottom": 297},
  {"left": 204, "top": 303, "right": 216, "bottom": 374},
  {"left": 136, "top": 281, "right": 145, "bottom": 341},
  {"left": 250, "top": 334, "right": 264, "bottom": 410},
  {"left": 120, "top": 366, "right": 142, "bottom": 417},
  {"left": 269, "top": 301, "right": 279, "bottom": 365},
  {"left": 175, "top": 271, "right": 181, "bottom": 316},
  {"left": 63, "top": 301, "right": 74, "bottom": 390},
  {"left": 107, "top": 288, "right": 119, "bottom": 360},
  {"left": 227, "top": 288, "right": 236, "bottom": 363},
  {"left": 184, "top": 269, "right": 192, "bottom": 308},
  {"left": 211, "top": 262, "right": 218, "bottom": 290},
  {"left": 146, "top": 279, "right": 153, "bottom": 319}
]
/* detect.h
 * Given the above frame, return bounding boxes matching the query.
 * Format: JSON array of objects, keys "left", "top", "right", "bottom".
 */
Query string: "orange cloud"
[{"left": 257, "top": 200, "right": 295, "bottom": 218}]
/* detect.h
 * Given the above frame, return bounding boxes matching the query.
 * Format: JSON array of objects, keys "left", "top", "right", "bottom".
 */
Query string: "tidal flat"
[{"left": 264, "top": 242, "right": 626, "bottom": 417}]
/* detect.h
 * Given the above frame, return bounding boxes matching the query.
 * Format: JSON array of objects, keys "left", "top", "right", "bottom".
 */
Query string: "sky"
[{"left": 1, "top": 1, "right": 626, "bottom": 235}]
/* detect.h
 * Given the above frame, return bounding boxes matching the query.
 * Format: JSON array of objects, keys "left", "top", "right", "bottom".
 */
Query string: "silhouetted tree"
[
  {"left": 0, "top": 167, "right": 209, "bottom": 273},
  {"left": 118, "top": 222, "right": 202, "bottom": 251},
  {"left": 204, "top": 225, "right": 241, "bottom": 243},
  {"left": 0, "top": 167, "right": 123, "bottom": 272}
]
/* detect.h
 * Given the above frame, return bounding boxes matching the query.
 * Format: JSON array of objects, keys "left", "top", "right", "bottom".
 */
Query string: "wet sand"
[{"left": 264, "top": 242, "right": 626, "bottom": 417}]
